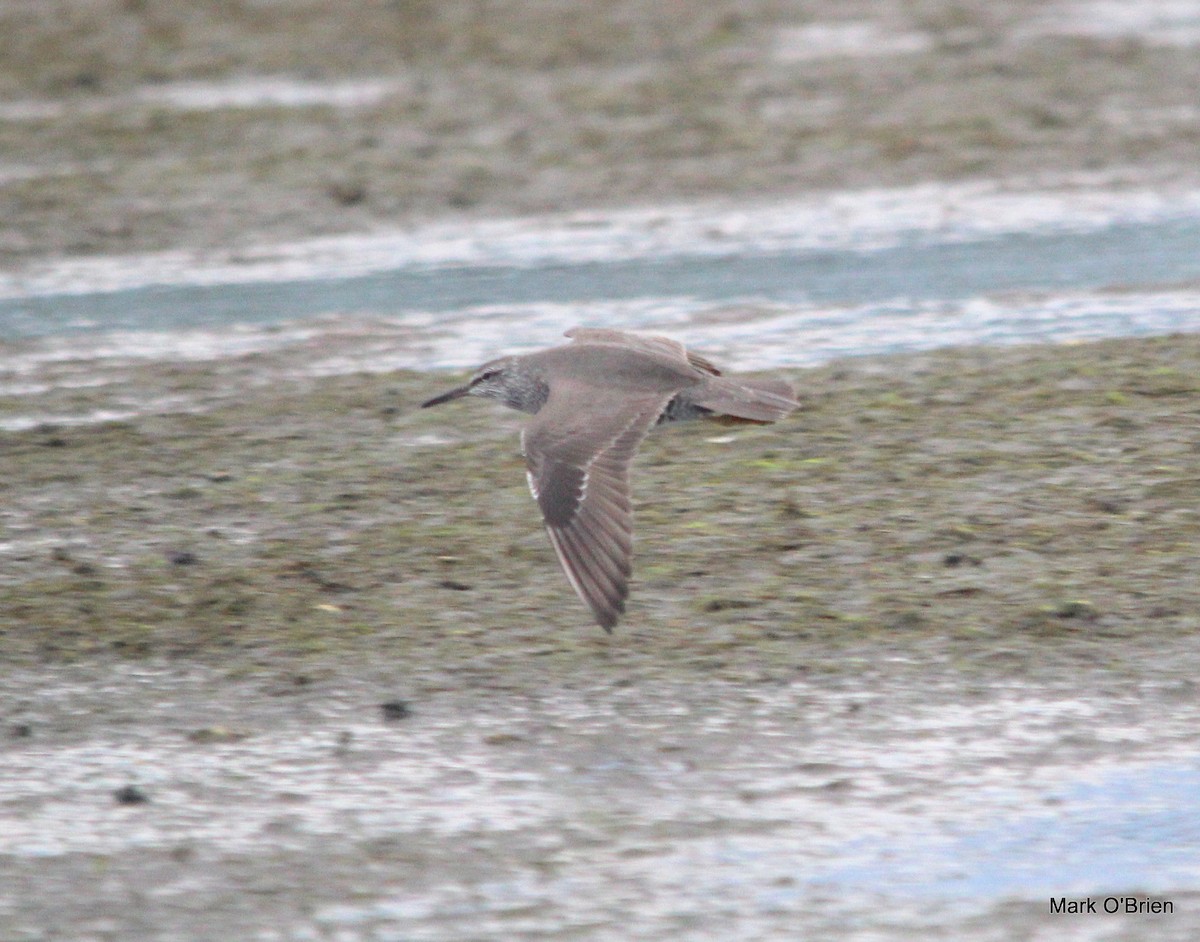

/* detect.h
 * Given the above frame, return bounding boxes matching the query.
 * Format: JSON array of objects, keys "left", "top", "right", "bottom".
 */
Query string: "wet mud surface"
[
  {"left": 3, "top": 334, "right": 1198, "bottom": 672},
  {"left": 4, "top": 1, "right": 1200, "bottom": 937},
  {"left": 3, "top": 0, "right": 1200, "bottom": 265},
  {"left": 2, "top": 334, "right": 1199, "bottom": 939}
]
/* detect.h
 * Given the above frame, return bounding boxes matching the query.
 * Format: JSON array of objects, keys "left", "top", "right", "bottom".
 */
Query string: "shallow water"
[
  {"left": 3, "top": 180, "right": 1200, "bottom": 439},
  {"left": 2, "top": 663, "right": 1196, "bottom": 940},
  {"left": 3, "top": 182, "right": 1200, "bottom": 359}
]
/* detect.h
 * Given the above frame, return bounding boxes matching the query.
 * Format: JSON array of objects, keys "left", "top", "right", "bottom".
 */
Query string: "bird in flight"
[{"left": 421, "top": 328, "right": 799, "bottom": 631}]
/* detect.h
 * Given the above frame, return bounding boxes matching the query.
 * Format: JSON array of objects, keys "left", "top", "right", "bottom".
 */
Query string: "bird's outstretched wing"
[
  {"left": 521, "top": 384, "right": 672, "bottom": 630},
  {"left": 564, "top": 327, "right": 722, "bottom": 376}
]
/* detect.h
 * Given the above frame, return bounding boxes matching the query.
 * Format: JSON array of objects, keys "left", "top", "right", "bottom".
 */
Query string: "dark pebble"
[
  {"left": 1054, "top": 600, "right": 1099, "bottom": 621},
  {"left": 114, "top": 785, "right": 149, "bottom": 805},
  {"left": 380, "top": 700, "right": 411, "bottom": 722},
  {"left": 328, "top": 179, "right": 367, "bottom": 206},
  {"left": 438, "top": 579, "right": 472, "bottom": 591},
  {"left": 166, "top": 550, "right": 199, "bottom": 566}
]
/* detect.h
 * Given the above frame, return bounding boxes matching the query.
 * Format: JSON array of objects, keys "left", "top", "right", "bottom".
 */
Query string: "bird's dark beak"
[{"left": 420, "top": 383, "right": 472, "bottom": 408}]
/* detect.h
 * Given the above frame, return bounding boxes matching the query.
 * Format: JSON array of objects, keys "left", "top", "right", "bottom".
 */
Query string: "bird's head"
[{"left": 421, "top": 356, "right": 539, "bottom": 411}]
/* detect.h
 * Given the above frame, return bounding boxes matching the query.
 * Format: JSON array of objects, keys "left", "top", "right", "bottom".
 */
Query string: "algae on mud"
[
  {"left": 3, "top": 1, "right": 1200, "bottom": 264},
  {"left": 4, "top": 4, "right": 1200, "bottom": 937},
  {"left": 2, "top": 332, "right": 1198, "bottom": 691}
]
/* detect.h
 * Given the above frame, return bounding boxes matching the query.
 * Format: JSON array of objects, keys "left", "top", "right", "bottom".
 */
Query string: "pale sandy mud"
[{"left": 2, "top": 333, "right": 1199, "bottom": 939}]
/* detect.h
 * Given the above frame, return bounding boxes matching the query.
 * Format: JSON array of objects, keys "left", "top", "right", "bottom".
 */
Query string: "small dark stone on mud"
[
  {"left": 114, "top": 785, "right": 149, "bottom": 805},
  {"left": 1054, "top": 600, "right": 1099, "bottom": 621},
  {"left": 702, "top": 597, "right": 757, "bottom": 613},
  {"left": 11, "top": 723, "right": 32, "bottom": 738},
  {"left": 69, "top": 70, "right": 101, "bottom": 90},
  {"left": 328, "top": 179, "right": 367, "bottom": 206},
  {"left": 72, "top": 562, "right": 98, "bottom": 576},
  {"left": 380, "top": 700, "right": 411, "bottom": 722},
  {"left": 438, "top": 579, "right": 472, "bottom": 591},
  {"left": 166, "top": 550, "right": 199, "bottom": 566}
]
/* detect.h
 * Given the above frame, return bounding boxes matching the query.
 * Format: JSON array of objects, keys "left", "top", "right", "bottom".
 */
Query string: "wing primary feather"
[
  {"left": 523, "top": 389, "right": 673, "bottom": 629},
  {"left": 563, "top": 525, "right": 628, "bottom": 585},
  {"left": 557, "top": 525, "right": 624, "bottom": 601},
  {"left": 546, "top": 526, "right": 624, "bottom": 630}
]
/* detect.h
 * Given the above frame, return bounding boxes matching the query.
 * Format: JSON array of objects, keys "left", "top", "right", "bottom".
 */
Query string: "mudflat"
[
  {"left": 3, "top": 334, "right": 1198, "bottom": 673},
  {"left": 2, "top": 334, "right": 1199, "bottom": 939},
  {"left": 4, "top": 1, "right": 1200, "bottom": 938},
  {"left": 2, "top": 0, "right": 1199, "bottom": 265}
]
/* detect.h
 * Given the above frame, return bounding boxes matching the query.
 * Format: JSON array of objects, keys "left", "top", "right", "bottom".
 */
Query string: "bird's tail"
[{"left": 691, "top": 376, "right": 800, "bottom": 424}]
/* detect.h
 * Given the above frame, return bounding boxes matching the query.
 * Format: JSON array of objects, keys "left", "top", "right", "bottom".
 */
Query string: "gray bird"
[{"left": 421, "top": 328, "right": 799, "bottom": 630}]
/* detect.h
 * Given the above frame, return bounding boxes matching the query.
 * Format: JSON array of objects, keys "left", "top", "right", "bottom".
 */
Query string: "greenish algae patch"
[
  {"left": 1, "top": 334, "right": 1199, "bottom": 688},
  {"left": 3, "top": 0, "right": 1200, "bottom": 265}
]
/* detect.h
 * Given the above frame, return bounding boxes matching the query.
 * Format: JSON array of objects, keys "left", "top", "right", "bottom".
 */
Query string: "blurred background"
[
  {"left": 2, "top": 0, "right": 1198, "bottom": 263},
  {"left": 3, "top": 5, "right": 1200, "bottom": 941}
]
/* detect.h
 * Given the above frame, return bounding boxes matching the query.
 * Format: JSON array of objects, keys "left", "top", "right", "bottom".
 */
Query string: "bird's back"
[{"left": 526, "top": 342, "right": 705, "bottom": 396}]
